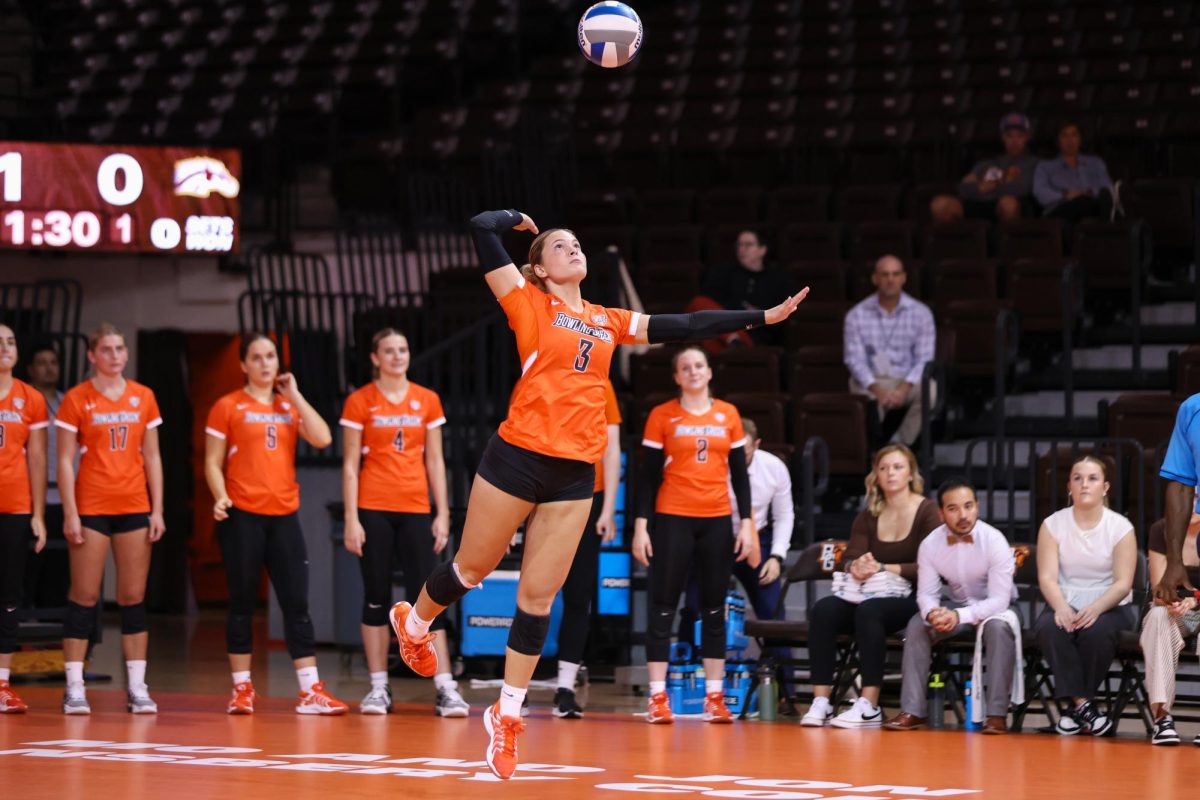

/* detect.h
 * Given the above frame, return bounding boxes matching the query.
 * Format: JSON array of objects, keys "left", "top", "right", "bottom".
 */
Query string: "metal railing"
[{"left": 797, "top": 435, "right": 830, "bottom": 548}]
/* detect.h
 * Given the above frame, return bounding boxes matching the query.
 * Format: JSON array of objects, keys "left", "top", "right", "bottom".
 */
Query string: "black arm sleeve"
[
  {"left": 636, "top": 446, "right": 664, "bottom": 520},
  {"left": 468, "top": 209, "right": 523, "bottom": 271},
  {"left": 728, "top": 445, "right": 752, "bottom": 521},
  {"left": 646, "top": 309, "right": 766, "bottom": 344}
]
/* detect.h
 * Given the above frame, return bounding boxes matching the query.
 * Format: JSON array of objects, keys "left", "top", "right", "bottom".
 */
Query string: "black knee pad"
[
  {"left": 119, "top": 602, "right": 147, "bottom": 635},
  {"left": 426, "top": 560, "right": 474, "bottom": 607},
  {"left": 64, "top": 601, "right": 96, "bottom": 640},
  {"left": 700, "top": 606, "right": 726, "bottom": 660},
  {"left": 646, "top": 604, "right": 675, "bottom": 663},
  {"left": 506, "top": 607, "right": 550, "bottom": 656},
  {"left": 362, "top": 602, "right": 389, "bottom": 627},
  {"left": 226, "top": 612, "right": 254, "bottom": 654},
  {"left": 284, "top": 612, "right": 316, "bottom": 660}
]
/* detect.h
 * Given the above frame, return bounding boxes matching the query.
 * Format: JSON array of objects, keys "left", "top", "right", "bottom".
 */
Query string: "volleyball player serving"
[{"left": 389, "top": 209, "right": 807, "bottom": 778}]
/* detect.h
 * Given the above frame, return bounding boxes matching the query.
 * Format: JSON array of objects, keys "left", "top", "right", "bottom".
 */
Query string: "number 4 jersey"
[
  {"left": 339, "top": 382, "right": 446, "bottom": 513},
  {"left": 56, "top": 379, "right": 162, "bottom": 515},
  {"left": 206, "top": 389, "right": 298, "bottom": 516},
  {"left": 497, "top": 277, "right": 640, "bottom": 463},
  {"left": 642, "top": 398, "right": 746, "bottom": 518}
]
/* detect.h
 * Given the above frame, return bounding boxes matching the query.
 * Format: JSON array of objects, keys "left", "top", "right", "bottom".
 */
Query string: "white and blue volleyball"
[{"left": 578, "top": 2, "right": 643, "bottom": 69}]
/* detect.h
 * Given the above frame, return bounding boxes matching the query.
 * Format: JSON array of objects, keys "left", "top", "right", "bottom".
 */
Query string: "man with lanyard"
[{"left": 843, "top": 254, "right": 937, "bottom": 446}]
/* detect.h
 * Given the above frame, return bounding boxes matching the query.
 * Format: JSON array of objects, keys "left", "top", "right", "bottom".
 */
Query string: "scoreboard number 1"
[{"left": 0, "top": 150, "right": 146, "bottom": 206}]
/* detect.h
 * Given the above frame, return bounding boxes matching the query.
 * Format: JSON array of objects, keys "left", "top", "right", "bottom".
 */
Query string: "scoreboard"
[{"left": 0, "top": 141, "right": 241, "bottom": 254}]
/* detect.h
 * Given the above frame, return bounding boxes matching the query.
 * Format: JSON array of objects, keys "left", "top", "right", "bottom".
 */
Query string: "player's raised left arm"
[
  {"left": 469, "top": 209, "right": 539, "bottom": 300},
  {"left": 629, "top": 288, "right": 810, "bottom": 345}
]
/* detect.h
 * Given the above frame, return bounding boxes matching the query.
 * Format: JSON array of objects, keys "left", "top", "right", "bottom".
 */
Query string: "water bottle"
[
  {"left": 928, "top": 672, "right": 945, "bottom": 729},
  {"left": 963, "top": 679, "right": 980, "bottom": 731},
  {"left": 756, "top": 662, "right": 777, "bottom": 721},
  {"left": 577, "top": 664, "right": 590, "bottom": 709}
]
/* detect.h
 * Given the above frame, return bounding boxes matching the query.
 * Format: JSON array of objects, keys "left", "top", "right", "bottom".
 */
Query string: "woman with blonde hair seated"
[{"left": 801, "top": 444, "right": 940, "bottom": 728}]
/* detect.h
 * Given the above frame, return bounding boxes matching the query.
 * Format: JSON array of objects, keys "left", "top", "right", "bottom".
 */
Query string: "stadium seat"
[
  {"left": 1072, "top": 220, "right": 1150, "bottom": 292},
  {"left": 942, "top": 299, "right": 1017, "bottom": 380},
  {"left": 714, "top": 347, "right": 784, "bottom": 394},
  {"left": 633, "top": 189, "right": 696, "bottom": 226},
  {"left": 792, "top": 393, "right": 872, "bottom": 478},
  {"left": 768, "top": 186, "right": 831, "bottom": 224},
  {"left": 995, "top": 220, "right": 1064, "bottom": 261},
  {"left": 921, "top": 221, "right": 991, "bottom": 263},
  {"left": 632, "top": 348, "right": 684, "bottom": 397},
  {"left": 637, "top": 225, "right": 704, "bottom": 265},
  {"left": 847, "top": 221, "right": 914, "bottom": 261},
  {"left": 1005, "top": 257, "right": 1081, "bottom": 334},
  {"left": 638, "top": 262, "right": 702, "bottom": 315},
  {"left": 783, "top": 301, "right": 849, "bottom": 352},
  {"left": 725, "top": 392, "right": 788, "bottom": 443},
  {"left": 777, "top": 222, "right": 843, "bottom": 262},
  {"left": 783, "top": 259, "right": 849, "bottom": 302},
  {"left": 925, "top": 258, "right": 999, "bottom": 314},
  {"left": 834, "top": 184, "right": 902, "bottom": 222},
  {"left": 696, "top": 187, "right": 763, "bottom": 226},
  {"left": 1175, "top": 346, "right": 1200, "bottom": 397},
  {"left": 787, "top": 345, "right": 849, "bottom": 397},
  {"left": 1125, "top": 179, "right": 1195, "bottom": 253}
]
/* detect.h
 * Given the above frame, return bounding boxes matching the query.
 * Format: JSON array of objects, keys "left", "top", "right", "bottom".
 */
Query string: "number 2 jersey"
[
  {"left": 642, "top": 398, "right": 746, "bottom": 518},
  {"left": 0, "top": 379, "right": 49, "bottom": 514},
  {"left": 339, "top": 381, "right": 446, "bottom": 513},
  {"left": 56, "top": 379, "right": 162, "bottom": 515},
  {"left": 497, "top": 277, "right": 640, "bottom": 464},
  {"left": 206, "top": 389, "right": 299, "bottom": 516}
]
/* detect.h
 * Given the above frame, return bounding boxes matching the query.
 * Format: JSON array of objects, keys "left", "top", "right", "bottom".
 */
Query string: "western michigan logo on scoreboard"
[{"left": 173, "top": 157, "right": 241, "bottom": 199}]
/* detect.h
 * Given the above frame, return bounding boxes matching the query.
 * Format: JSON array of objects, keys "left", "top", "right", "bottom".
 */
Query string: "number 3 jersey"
[
  {"left": 339, "top": 382, "right": 446, "bottom": 513},
  {"left": 497, "top": 277, "right": 641, "bottom": 463},
  {"left": 0, "top": 379, "right": 49, "bottom": 514},
  {"left": 56, "top": 379, "right": 162, "bottom": 515},
  {"left": 642, "top": 398, "right": 746, "bottom": 518},
  {"left": 206, "top": 389, "right": 298, "bottom": 516}
]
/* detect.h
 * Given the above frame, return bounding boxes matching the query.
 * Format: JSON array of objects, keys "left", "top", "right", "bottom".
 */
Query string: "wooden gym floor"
[{"left": 0, "top": 613, "right": 1187, "bottom": 798}]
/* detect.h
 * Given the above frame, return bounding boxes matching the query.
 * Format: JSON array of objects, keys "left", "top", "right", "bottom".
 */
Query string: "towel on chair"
[{"left": 971, "top": 608, "right": 1024, "bottom": 724}]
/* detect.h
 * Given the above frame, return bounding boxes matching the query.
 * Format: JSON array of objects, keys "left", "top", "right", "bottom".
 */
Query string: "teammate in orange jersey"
[
  {"left": 550, "top": 378, "right": 622, "bottom": 718},
  {"left": 205, "top": 333, "right": 346, "bottom": 716},
  {"left": 388, "top": 208, "right": 807, "bottom": 779},
  {"left": 634, "top": 347, "right": 757, "bottom": 724},
  {"left": 340, "top": 327, "right": 467, "bottom": 717},
  {"left": 56, "top": 323, "right": 164, "bottom": 715},
  {"left": 0, "top": 325, "right": 49, "bottom": 713}
]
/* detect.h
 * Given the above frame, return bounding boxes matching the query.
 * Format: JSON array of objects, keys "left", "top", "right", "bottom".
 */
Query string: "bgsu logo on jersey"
[
  {"left": 174, "top": 156, "right": 241, "bottom": 199},
  {"left": 130, "top": 396, "right": 140, "bottom": 407}
]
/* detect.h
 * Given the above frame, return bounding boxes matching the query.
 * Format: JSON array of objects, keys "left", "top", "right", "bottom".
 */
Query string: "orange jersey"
[
  {"left": 594, "top": 380, "right": 622, "bottom": 493},
  {"left": 206, "top": 390, "right": 300, "bottom": 516},
  {"left": 0, "top": 379, "right": 49, "bottom": 514},
  {"left": 340, "top": 382, "right": 446, "bottom": 513},
  {"left": 56, "top": 380, "right": 161, "bottom": 515},
  {"left": 642, "top": 398, "right": 746, "bottom": 518},
  {"left": 497, "top": 278, "right": 640, "bottom": 463}
]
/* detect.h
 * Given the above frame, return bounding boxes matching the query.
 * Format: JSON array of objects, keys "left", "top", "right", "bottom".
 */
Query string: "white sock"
[
  {"left": 810, "top": 696, "right": 830, "bottom": 711},
  {"left": 296, "top": 666, "right": 319, "bottom": 694},
  {"left": 65, "top": 661, "right": 85, "bottom": 689},
  {"left": 859, "top": 697, "right": 878, "bottom": 710},
  {"left": 404, "top": 607, "right": 433, "bottom": 639},
  {"left": 498, "top": 683, "right": 526, "bottom": 718},
  {"left": 126, "top": 659, "right": 147, "bottom": 692},
  {"left": 706, "top": 679, "right": 724, "bottom": 695},
  {"left": 649, "top": 680, "right": 666, "bottom": 695},
  {"left": 0, "top": 667, "right": 10, "bottom": 682},
  {"left": 232, "top": 670, "right": 251, "bottom": 687},
  {"left": 557, "top": 660, "right": 580, "bottom": 691},
  {"left": 370, "top": 671, "right": 389, "bottom": 690},
  {"left": 433, "top": 672, "right": 454, "bottom": 691}
]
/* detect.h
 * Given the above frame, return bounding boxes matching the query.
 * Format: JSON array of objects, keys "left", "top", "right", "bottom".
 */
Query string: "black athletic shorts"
[
  {"left": 80, "top": 513, "right": 150, "bottom": 536},
  {"left": 476, "top": 433, "right": 595, "bottom": 504}
]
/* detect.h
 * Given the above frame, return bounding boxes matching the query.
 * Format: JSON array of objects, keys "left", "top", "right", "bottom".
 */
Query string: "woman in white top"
[{"left": 1035, "top": 455, "right": 1137, "bottom": 737}]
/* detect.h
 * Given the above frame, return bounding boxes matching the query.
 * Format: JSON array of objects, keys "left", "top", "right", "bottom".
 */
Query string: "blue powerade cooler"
[{"left": 459, "top": 570, "right": 564, "bottom": 657}]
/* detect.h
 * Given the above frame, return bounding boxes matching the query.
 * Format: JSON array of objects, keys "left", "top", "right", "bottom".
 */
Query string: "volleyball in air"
[{"left": 578, "top": 2, "right": 643, "bottom": 68}]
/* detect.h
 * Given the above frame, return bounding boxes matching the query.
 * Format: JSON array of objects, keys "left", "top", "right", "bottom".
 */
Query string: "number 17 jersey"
[
  {"left": 497, "top": 277, "right": 640, "bottom": 464},
  {"left": 205, "top": 389, "right": 299, "bottom": 516}
]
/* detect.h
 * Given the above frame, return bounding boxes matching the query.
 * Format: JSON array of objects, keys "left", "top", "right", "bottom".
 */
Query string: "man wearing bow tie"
[{"left": 884, "top": 478, "right": 1017, "bottom": 733}]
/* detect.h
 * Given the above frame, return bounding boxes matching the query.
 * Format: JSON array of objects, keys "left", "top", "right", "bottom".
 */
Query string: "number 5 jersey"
[
  {"left": 56, "top": 379, "right": 162, "bottom": 515},
  {"left": 205, "top": 389, "right": 298, "bottom": 516}
]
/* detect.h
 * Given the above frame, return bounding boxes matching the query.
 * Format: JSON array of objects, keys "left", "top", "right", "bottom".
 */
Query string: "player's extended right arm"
[{"left": 470, "top": 209, "right": 535, "bottom": 299}]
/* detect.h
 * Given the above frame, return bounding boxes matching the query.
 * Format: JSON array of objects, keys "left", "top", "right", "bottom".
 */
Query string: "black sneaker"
[
  {"left": 1152, "top": 715, "right": 1180, "bottom": 746},
  {"left": 1073, "top": 701, "right": 1113, "bottom": 737},
  {"left": 552, "top": 688, "right": 584, "bottom": 719}
]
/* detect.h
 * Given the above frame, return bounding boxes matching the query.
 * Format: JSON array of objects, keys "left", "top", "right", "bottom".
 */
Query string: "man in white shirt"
[
  {"left": 883, "top": 478, "right": 1017, "bottom": 734},
  {"left": 728, "top": 417, "right": 795, "bottom": 624}
]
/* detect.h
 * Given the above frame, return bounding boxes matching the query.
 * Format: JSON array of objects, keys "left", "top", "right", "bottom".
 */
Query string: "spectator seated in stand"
[
  {"left": 1033, "top": 122, "right": 1121, "bottom": 224},
  {"left": 931, "top": 113, "right": 1041, "bottom": 224},
  {"left": 691, "top": 228, "right": 793, "bottom": 350},
  {"left": 843, "top": 255, "right": 936, "bottom": 447}
]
